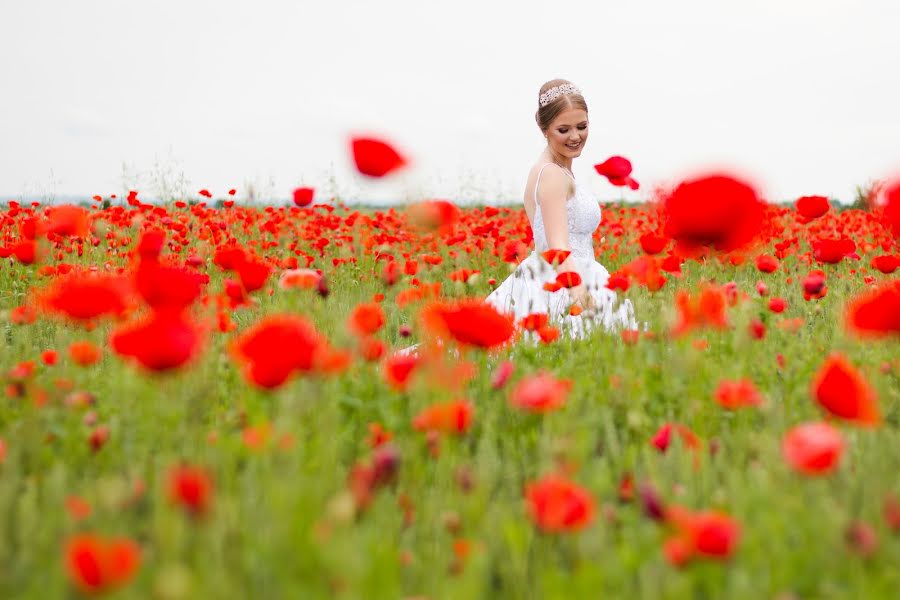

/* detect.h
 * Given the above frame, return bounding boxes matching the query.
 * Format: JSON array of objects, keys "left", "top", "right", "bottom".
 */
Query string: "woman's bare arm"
[{"left": 535, "top": 168, "right": 592, "bottom": 307}]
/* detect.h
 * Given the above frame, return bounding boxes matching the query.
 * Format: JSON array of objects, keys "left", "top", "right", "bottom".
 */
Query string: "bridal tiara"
[{"left": 539, "top": 83, "right": 581, "bottom": 107}]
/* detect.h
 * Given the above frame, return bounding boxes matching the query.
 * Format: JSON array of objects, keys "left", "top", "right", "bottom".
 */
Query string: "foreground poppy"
[
  {"left": 670, "top": 285, "right": 729, "bottom": 337},
  {"left": 64, "top": 534, "right": 140, "bottom": 595},
  {"left": 292, "top": 187, "right": 315, "bottom": 207},
  {"left": 167, "top": 464, "right": 214, "bottom": 517},
  {"left": 421, "top": 299, "right": 515, "bottom": 349},
  {"left": 39, "top": 274, "right": 130, "bottom": 322},
  {"left": 664, "top": 507, "right": 741, "bottom": 565},
  {"left": 509, "top": 371, "right": 572, "bottom": 413},
  {"left": 524, "top": 474, "right": 595, "bottom": 533},
  {"left": 882, "top": 179, "right": 900, "bottom": 238},
  {"left": 795, "top": 195, "right": 830, "bottom": 221},
  {"left": 662, "top": 173, "right": 765, "bottom": 252},
  {"left": 412, "top": 400, "right": 474, "bottom": 435},
  {"left": 111, "top": 311, "right": 201, "bottom": 372},
  {"left": 350, "top": 136, "right": 408, "bottom": 177},
  {"left": 811, "top": 353, "right": 881, "bottom": 426},
  {"left": 229, "top": 314, "right": 328, "bottom": 389},
  {"left": 845, "top": 280, "right": 900, "bottom": 337},
  {"left": 782, "top": 422, "right": 844, "bottom": 476},
  {"left": 713, "top": 379, "right": 763, "bottom": 409}
]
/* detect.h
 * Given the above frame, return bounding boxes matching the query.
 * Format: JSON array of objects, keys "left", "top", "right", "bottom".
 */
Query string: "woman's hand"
[{"left": 568, "top": 283, "right": 596, "bottom": 311}]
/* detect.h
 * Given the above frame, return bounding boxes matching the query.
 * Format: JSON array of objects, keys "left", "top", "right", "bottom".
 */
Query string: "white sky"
[{"left": 1, "top": 0, "right": 898, "bottom": 204}]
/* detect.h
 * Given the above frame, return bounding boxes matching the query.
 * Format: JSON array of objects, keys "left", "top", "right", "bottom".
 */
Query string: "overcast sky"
[{"left": 1, "top": 0, "right": 898, "bottom": 204}]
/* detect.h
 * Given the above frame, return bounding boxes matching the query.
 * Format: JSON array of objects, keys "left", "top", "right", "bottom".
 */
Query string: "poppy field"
[{"left": 1, "top": 165, "right": 899, "bottom": 599}]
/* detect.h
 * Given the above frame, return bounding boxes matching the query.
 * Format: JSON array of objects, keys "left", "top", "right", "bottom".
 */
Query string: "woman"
[{"left": 482, "top": 79, "right": 637, "bottom": 340}]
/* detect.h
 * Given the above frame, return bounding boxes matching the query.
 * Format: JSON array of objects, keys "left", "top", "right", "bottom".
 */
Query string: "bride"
[{"left": 482, "top": 79, "right": 637, "bottom": 340}]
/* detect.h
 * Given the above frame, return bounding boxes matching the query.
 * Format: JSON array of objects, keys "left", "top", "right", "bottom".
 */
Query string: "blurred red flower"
[
  {"left": 845, "top": 280, "right": 900, "bottom": 337},
  {"left": 525, "top": 474, "right": 595, "bottom": 533},
  {"left": 509, "top": 371, "right": 572, "bottom": 413},
  {"left": 64, "top": 534, "right": 140, "bottom": 595},
  {"left": 782, "top": 421, "right": 844, "bottom": 476},
  {"left": 167, "top": 464, "right": 214, "bottom": 517},
  {"left": 811, "top": 353, "right": 881, "bottom": 427},
  {"left": 350, "top": 136, "right": 408, "bottom": 177}
]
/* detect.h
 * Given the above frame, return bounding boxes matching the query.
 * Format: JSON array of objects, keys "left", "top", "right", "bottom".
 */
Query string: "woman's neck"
[{"left": 544, "top": 147, "right": 573, "bottom": 171}]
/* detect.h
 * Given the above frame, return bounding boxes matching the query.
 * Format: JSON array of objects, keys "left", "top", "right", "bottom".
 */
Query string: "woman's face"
[{"left": 545, "top": 107, "right": 589, "bottom": 159}]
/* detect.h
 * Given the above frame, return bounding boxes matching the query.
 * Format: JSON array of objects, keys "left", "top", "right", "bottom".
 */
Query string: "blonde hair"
[{"left": 535, "top": 79, "right": 588, "bottom": 133}]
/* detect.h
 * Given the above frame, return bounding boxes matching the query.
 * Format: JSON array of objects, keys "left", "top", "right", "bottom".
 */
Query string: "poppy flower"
[
  {"left": 350, "top": 136, "right": 408, "bottom": 177},
  {"left": 383, "top": 352, "right": 420, "bottom": 391},
  {"left": 811, "top": 353, "right": 881, "bottom": 426},
  {"left": 802, "top": 271, "right": 827, "bottom": 300},
  {"left": 845, "top": 280, "right": 900, "bottom": 337},
  {"left": 795, "top": 195, "right": 831, "bottom": 220},
  {"left": 44, "top": 205, "right": 91, "bottom": 237},
  {"left": 713, "top": 379, "right": 763, "bottom": 409},
  {"left": 881, "top": 179, "right": 900, "bottom": 238},
  {"left": 167, "top": 464, "right": 214, "bottom": 516},
  {"left": 670, "top": 285, "right": 729, "bottom": 337},
  {"left": 39, "top": 274, "right": 130, "bottom": 321},
  {"left": 407, "top": 199, "right": 460, "bottom": 232},
  {"left": 490, "top": 360, "right": 515, "bottom": 390},
  {"left": 870, "top": 255, "right": 900, "bottom": 274},
  {"left": 509, "top": 371, "right": 572, "bottom": 413},
  {"left": 811, "top": 237, "right": 858, "bottom": 264},
  {"left": 111, "top": 311, "right": 201, "bottom": 372},
  {"left": 755, "top": 254, "right": 779, "bottom": 273},
  {"left": 662, "top": 173, "right": 765, "bottom": 252},
  {"left": 664, "top": 508, "right": 741, "bottom": 564},
  {"left": 69, "top": 341, "right": 101, "bottom": 366},
  {"left": 412, "top": 400, "right": 474, "bottom": 435},
  {"left": 594, "top": 156, "right": 638, "bottom": 188},
  {"left": 278, "top": 268, "right": 322, "bottom": 290},
  {"left": 651, "top": 423, "right": 701, "bottom": 453},
  {"left": 541, "top": 248, "right": 571, "bottom": 265},
  {"left": 782, "top": 421, "right": 844, "bottom": 476},
  {"left": 292, "top": 187, "right": 314, "bottom": 207},
  {"left": 519, "top": 312, "right": 550, "bottom": 332},
  {"left": 348, "top": 302, "right": 386, "bottom": 337},
  {"left": 768, "top": 297, "right": 787, "bottom": 313},
  {"left": 64, "top": 533, "right": 140, "bottom": 595},
  {"left": 623, "top": 255, "right": 666, "bottom": 292},
  {"left": 555, "top": 271, "right": 582, "bottom": 288},
  {"left": 198, "top": 189, "right": 213, "bottom": 198},
  {"left": 135, "top": 261, "right": 205, "bottom": 311},
  {"left": 421, "top": 299, "right": 515, "bottom": 349},
  {"left": 524, "top": 474, "right": 595, "bottom": 533},
  {"left": 229, "top": 315, "right": 327, "bottom": 389},
  {"left": 639, "top": 232, "right": 668, "bottom": 255}
]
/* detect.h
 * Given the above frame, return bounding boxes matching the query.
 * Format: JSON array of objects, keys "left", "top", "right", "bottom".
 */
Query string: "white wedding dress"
[{"left": 483, "top": 163, "right": 637, "bottom": 340}]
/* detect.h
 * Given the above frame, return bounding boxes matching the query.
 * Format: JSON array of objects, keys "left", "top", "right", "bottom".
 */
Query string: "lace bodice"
[{"left": 530, "top": 163, "right": 602, "bottom": 260}]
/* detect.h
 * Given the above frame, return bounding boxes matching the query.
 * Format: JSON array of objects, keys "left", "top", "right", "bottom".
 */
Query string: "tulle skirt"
[{"left": 483, "top": 250, "right": 638, "bottom": 340}]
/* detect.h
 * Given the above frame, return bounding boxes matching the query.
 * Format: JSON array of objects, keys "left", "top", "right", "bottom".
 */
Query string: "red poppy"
[
  {"left": 64, "top": 534, "right": 140, "bottom": 595},
  {"left": 881, "top": 179, "right": 900, "bottom": 238},
  {"left": 811, "top": 353, "right": 881, "bottom": 426},
  {"left": 412, "top": 400, "right": 474, "bottom": 435},
  {"left": 348, "top": 302, "right": 386, "bottom": 337},
  {"left": 167, "top": 464, "right": 214, "bottom": 516},
  {"left": 541, "top": 248, "right": 571, "bottom": 265},
  {"left": 350, "top": 136, "right": 408, "bottom": 177},
  {"left": 639, "top": 232, "right": 669, "bottom": 255},
  {"left": 755, "top": 254, "right": 779, "bottom": 273},
  {"left": 40, "top": 274, "right": 130, "bottom": 321},
  {"left": 795, "top": 195, "right": 830, "bottom": 220},
  {"left": 845, "top": 280, "right": 900, "bottom": 337},
  {"left": 292, "top": 187, "right": 315, "bottom": 207},
  {"left": 524, "top": 474, "right": 595, "bottom": 533},
  {"left": 664, "top": 507, "right": 741, "bottom": 564},
  {"left": 651, "top": 423, "right": 702, "bottom": 453},
  {"left": 555, "top": 271, "right": 582, "bottom": 288},
  {"left": 421, "top": 299, "right": 515, "bottom": 349},
  {"left": 199, "top": 189, "right": 213, "bottom": 198},
  {"left": 662, "top": 173, "right": 765, "bottom": 252},
  {"left": 671, "top": 285, "right": 729, "bottom": 337},
  {"left": 782, "top": 421, "right": 844, "bottom": 476},
  {"left": 44, "top": 205, "right": 91, "bottom": 237},
  {"left": 383, "top": 352, "right": 420, "bottom": 391},
  {"left": 802, "top": 271, "right": 827, "bottom": 300},
  {"left": 768, "top": 297, "right": 787, "bottom": 313},
  {"left": 595, "top": 156, "right": 638, "bottom": 188},
  {"left": 713, "top": 379, "right": 763, "bottom": 409},
  {"left": 234, "top": 256, "right": 271, "bottom": 293},
  {"left": 135, "top": 261, "right": 205, "bottom": 311},
  {"left": 811, "top": 237, "right": 857, "bottom": 264},
  {"left": 69, "top": 341, "right": 101, "bottom": 366},
  {"left": 509, "top": 371, "right": 572, "bottom": 413},
  {"left": 871, "top": 255, "right": 900, "bottom": 274},
  {"left": 408, "top": 199, "right": 460, "bottom": 232},
  {"left": 490, "top": 360, "right": 515, "bottom": 390},
  {"left": 229, "top": 315, "right": 327, "bottom": 389},
  {"left": 111, "top": 311, "right": 201, "bottom": 372},
  {"left": 519, "top": 312, "right": 550, "bottom": 332}
]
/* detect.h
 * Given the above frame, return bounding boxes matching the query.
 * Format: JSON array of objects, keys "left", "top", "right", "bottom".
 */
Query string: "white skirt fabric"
[{"left": 483, "top": 250, "right": 638, "bottom": 340}]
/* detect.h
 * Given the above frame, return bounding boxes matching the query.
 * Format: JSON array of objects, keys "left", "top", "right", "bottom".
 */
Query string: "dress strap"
[{"left": 534, "top": 163, "right": 576, "bottom": 206}]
